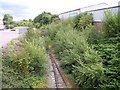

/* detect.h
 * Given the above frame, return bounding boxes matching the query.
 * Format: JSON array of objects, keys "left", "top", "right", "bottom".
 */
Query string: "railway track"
[{"left": 49, "top": 52, "right": 72, "bottom": 88}]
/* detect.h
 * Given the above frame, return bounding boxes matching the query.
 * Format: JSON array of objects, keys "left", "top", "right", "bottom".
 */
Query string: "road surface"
[{"left": 0, "top": 30, "right": 19, "bottom": 48}]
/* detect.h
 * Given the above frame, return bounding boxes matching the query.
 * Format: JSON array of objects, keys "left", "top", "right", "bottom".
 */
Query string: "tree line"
[{"left": 2, "top": 12, "right": 59, "bottom": 29}]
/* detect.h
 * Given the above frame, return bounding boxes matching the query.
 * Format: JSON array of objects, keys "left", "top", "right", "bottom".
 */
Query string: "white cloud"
[{"left": 0, "top": 0, "right": 119, "bottom": 21}]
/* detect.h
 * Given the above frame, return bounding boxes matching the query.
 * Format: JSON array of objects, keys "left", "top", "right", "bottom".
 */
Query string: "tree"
[
  {"left": 3, "top": 14, "right": 13, "bottom": 28},
  {"left": 51, "top": 15, "right": 60, "bottom": 23},
  {"left": 34, "top": 12, "right": 59, "bottom": 28},
  {"left": 11, "top": 19, "right": 34, "bottom": 28}
]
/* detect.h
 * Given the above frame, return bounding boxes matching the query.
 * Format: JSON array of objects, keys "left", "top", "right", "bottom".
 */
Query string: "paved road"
[{"left": 0, "top": 30, "right": 19, "bottom": 48}]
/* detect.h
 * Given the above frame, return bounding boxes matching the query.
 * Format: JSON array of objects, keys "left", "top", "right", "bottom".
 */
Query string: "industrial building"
[{"left": 59, "top": 2, "right": 120, "bottom": 25}]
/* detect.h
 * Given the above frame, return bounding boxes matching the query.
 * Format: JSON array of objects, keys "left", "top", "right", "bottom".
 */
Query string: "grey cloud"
[{"left": 0, "top": 1, "right": 32, "bottom": 20}]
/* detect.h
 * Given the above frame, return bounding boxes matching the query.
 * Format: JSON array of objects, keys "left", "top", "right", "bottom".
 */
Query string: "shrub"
[
  {"left": 80, "top": 25, "right": 105, "bottom": 45},
  {"left": 93, "top": 11, "right": 120, "bottom": 89},
  {"left": 41, "top": 10, "right": 120, "bottom": 89},
  {"left": 23, "top": 39, "right": 47, "bottom": 76},
  {"left": 25, "top": 28, "right": 40, "bottom": 41},
  {"left": 73, "top": 12, "right": 93, "bottom": 30},
  {"left": 54, "top": 28, "right": 104, "bottom": 88},
  {"left": 102, "top": 11, "right": 120, "bottom": 37},
  {"left": 2, "top": 28, "right": 47, "bottom": 88},
  {"left": 93, "top": 39, "right": 120, "bottom": 89}
]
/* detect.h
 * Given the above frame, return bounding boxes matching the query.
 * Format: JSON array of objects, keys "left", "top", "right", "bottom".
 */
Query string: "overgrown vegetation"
[
  {"left": 93, "top": 11, "right": 120, "bottom": 89},
  {"left": 2, "top": 28, "right": 48, "bottom": 88},
  {"left": 12, "top": 19, "right": 34, "bottom": 28},
  {"left": 42, "top": 11, "right": 120, "bottom": 89},
  {"left": 2, "top": 10, "right": 119, "bottom": 89}
]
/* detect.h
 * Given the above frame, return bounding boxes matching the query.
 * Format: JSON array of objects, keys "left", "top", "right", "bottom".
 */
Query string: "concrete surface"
[{"left": 0, "top": 30, "right": 19, "bottom": 48}]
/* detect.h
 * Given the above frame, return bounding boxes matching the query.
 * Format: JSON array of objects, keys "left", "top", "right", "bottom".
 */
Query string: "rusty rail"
[{"left": 49, "top": 52, "right": 68, "bottom": 88}]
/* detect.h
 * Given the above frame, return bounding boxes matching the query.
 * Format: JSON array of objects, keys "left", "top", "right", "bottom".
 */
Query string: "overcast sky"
[{"left": 0, "top": 0, "right": 119, "bottom": 21}]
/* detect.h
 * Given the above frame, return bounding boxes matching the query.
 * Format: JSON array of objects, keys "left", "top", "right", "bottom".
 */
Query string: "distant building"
[
  {"left": 59, "top": 2, "right": 120, "bottom": 28},
  {"left": 59, "top": 8, "right": 80, "bottom": 19},
  {"left": 59, "top": 2, "right": 119, "bottom": 21},
  {"left": 59, "top": 3, "right": 108, "bottom": 19}
]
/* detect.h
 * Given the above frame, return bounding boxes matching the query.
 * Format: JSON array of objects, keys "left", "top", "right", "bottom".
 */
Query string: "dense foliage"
[
  {"left": 2, "top": 28, "right": 47, "bottom": 88},
  {"left": 93, "top": 11, "right": 120, "bottom": 89},
  {"left": 13, "top": 19, "right": 34, "bottom": 28},
  {"left": 43, "top": 11, "right": 120, "bottom": 89},
  {"left": 2, "top": 10, "right": 119, "bottom": 89},
  {"left": 102, "top": 11, "right": 120, "bottom": 37},
  {"left": 73, "top": 12, "right": 93, "bottom": 30},
  {"left": 34, "top": 12, "right": 59, "bottom": 28},
  {"left": 2, "top": 13, "right": 34, "bottom": 29},
  {"left": 3, "top": 14, "right": 13, "bottom": 29}
]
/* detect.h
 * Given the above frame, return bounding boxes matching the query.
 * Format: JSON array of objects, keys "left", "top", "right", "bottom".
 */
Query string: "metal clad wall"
[
  {"left": 92, "top": 7, "right": 119, "bottom": 22},
  {"left": 59, "top": 2, "right": 119, "bottom": 21},
  {"left": 81, "top": 3, "right": 107, "bottom": 12},
  {"left": 69, "top": 10, "right": 80, "bottom": 17},
  {"left": 59, "top": 9, "right": 80, "bottom": 19}
]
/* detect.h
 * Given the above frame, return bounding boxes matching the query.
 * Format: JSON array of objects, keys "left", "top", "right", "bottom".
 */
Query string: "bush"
[
  {"left": 80, "top": 25, "right": 104, "bottom": 45},
  {"left": 2, "top": 28, "right": 47, "bottom": 88},
  {"left": 54, "top": 28, "right": 104, "bottom": 88},
  {"left": 43, "top": 17, "right": 74, "bottom": 50},
  {"left": 102, "top": 11, "right": 120, "bottom": 37},
  {"left": 73, "top": 12, "right": 93, "bottom": 30},
  {"left": 39, "top": 10, "right": 120, "bottom": 89},
  {"left": 25, "top": 28, "right": 40, "bottom": 41},
  {"left": 43, "top": 17, "right": 74, "bottom": 40},
  {"left": 23, "top": 39, "right": 47, "bottom": 76},
  {"left": 93, "top": 11, "right": 120, "bottom": 89},
  {"left": 93, "top": 39, "right": 120, "bottom": 89}
]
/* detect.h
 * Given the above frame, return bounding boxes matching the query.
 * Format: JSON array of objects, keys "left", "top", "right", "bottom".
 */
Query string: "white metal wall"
[
  {"left": 59, "top": 2, "right": 119, "bottom": 22},
  {"left": 81, "top": 3, "right": 107, "bottom": 12},
  {"left": 59, "top": 10, "right": 80, "bottom": 19}
]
